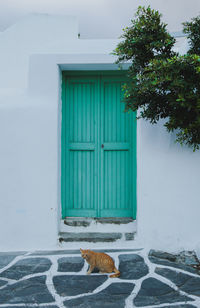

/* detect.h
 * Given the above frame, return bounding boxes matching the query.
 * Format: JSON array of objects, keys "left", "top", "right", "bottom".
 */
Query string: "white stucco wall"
[
  {"left": 137, "top": 120, "right": 200, "bottom": 256},
  {"left": 0, "top": 14, "right": 200, "bottom": 255},
  {"left": 1, "top": 0, "right": 200, "bottom": 39}
]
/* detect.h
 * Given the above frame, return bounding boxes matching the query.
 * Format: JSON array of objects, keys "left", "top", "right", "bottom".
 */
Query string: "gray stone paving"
[
  {"left": 64, "top": 282, "right": 135, "bottom": 308},
  {"left": 53, "top": 275, "right": 107, "bottom": 296},
  {"left": 155, "top": 267, "right": 200, "bottom": 296},
  {"left": 0, "top": 253, "right": 25, "bottom": 270},
  {"left": 149, "top": 250, "right": 200, "bottom": 275},
  {"left": 0, "top": 276, "right": 54, "bottom": 304},
  {"left": 0, "top": 249, "right": 199, "bottom": 307},
  {"left": 58, "top": 257, "right": 84, "bottom": 272},
  {"left": 0, "top": 280, "right": 7, "bottom": 288},
  {"left": 0, "top": 307, "right": 59, "bottom": 308},
  {"left": 119, "top": 254, "right": 149, "bottom": 280},
  {"left": 0, "top": 257, "right": 51, "bottom": 280},
  {"left": 133, "top": 277, "right": 193, "bottom": 306},
  {"left": 160, "top": 305, "right": 196, "bottom": 308}
]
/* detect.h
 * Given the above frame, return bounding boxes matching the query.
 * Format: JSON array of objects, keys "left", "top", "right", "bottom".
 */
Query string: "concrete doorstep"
[{"left": 59, "top": 217, "right": 136, "bottom": 243}]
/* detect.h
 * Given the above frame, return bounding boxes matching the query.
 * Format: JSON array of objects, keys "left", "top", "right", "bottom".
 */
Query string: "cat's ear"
[{"left": 80, "top": 248, "right": 83, "bottom": 252}]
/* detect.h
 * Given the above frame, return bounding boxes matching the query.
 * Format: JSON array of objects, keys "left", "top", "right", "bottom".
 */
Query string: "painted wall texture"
[
  {"left": 0, "top": 14, "right": 200, "bottom": 256},
  {"left": 1, "top": 0, "right": 200, "bottom": 38}
]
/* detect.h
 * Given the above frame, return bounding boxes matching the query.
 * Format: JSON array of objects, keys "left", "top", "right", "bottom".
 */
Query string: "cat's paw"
[{"left": 87, "top": 271, "right": 91, "bottom": 275}]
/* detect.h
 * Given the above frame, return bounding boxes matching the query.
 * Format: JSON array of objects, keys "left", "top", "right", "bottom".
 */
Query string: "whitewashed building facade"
[{"left": 0, "top": 14, "right": 200, "bottom": 256}]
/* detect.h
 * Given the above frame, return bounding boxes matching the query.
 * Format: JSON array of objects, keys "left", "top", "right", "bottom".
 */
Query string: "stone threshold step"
[
  {"left": 64, "top": 217, "right": 133, "bottom": 227},
  {"left": 30, "top": 248, "right": 142, "bottom": 256},
  {"left": 59, "top": 232, "right": 135, "bottom": 243}
]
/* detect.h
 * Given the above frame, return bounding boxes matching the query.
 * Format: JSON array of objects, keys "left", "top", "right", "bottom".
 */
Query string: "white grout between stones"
[{"left": 0, "top": 249, "right": 199, "bottom": 308}]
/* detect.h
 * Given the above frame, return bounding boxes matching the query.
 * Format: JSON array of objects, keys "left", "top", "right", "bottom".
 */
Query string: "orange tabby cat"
[{"left": 80, "top": 248, "right": 120, "bottom": 278}]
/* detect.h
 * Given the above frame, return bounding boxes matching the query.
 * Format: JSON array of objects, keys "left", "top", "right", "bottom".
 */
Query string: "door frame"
[{"left": 61, "top": 70, "right": 137, "bottom": 219}]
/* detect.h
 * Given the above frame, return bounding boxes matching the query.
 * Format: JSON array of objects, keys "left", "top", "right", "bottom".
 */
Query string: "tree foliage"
[
  {"left": 183, "top": 16, "right": 200, "bottom": 55},
  {"left": 114, "top": 6, "right": 200, "bottom": 150}
]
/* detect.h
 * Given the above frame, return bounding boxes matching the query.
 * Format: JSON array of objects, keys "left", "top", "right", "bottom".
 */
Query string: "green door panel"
[
  {"left": 100, "top": 76, "right": 136, "bottom": 218},
  {"left": 61, "top": 72, "right": 136, "bottom": 219},
  {"left": 62, "top": 76, "right": 99, "bottom": 217}
]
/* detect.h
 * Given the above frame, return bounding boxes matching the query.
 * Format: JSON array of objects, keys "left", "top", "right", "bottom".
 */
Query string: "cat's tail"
[{"left": 109, "top": 267, "right": 120, "bottom": 278}]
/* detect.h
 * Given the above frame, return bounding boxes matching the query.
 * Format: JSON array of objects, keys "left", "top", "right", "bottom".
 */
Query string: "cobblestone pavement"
[{"left": 0, "top": 249, "right": 199, "bottom": 307}]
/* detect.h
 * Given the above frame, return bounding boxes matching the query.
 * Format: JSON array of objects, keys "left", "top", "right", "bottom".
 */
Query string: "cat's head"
[{"left": 80, "top": 248, "right": 90, "bottom": 260}]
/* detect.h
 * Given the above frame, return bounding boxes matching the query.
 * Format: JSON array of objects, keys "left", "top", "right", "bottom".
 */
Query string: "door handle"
[{"left": 101, "top": 144, "right": 104, "bottom": 149}]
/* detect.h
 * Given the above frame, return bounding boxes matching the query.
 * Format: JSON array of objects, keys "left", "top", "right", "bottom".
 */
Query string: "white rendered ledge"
[{"left": 28, "top": 53, "right": 130, "bottom": 98}]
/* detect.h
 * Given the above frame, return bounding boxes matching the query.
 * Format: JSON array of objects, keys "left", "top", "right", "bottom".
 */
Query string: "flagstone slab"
[
  {"left": 161, "top": 305, "right": 196, "bottom": 308},
  {"left": 149, "top": 250, "right": 199, "bottom": 275},
  {"left": 58, "top": 257, "right": 84, "bottom": 272},
  {"left": 0, "top": 256, "right": 18, "bottom": 270},
  {"left": 0, "top": 257, "right": 51, "bottom": 280},
  {"left": 64, "top": 282, "right": 135, "bottom": 308},
  {"left": 0, "top": 276, "right": 54, "bottom": 304},
  {"left": 53, "top": 275, "right": 107, "bottom": 296},
  {"left": 0, "top": 280, "right": 7, "bottom": 287},
  {"left": 155, "top": 267, "right": 200, "bottom": 296},
  {"left": 119, "top": 254, "right": 149, "bottom": 279},
  {"left": 0, "top": 252, "right": 27, "bottom": 270},
  {"left": 134, "top": 278, "right": 193, "bottom": 307},
  {"left": 0, "top": 306, "right": 59, "bottom": 308}
]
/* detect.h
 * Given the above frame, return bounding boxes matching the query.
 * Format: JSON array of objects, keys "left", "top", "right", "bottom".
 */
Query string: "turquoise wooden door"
[{"left": 61, "top": 72, "right": 136, "bottom": 219}]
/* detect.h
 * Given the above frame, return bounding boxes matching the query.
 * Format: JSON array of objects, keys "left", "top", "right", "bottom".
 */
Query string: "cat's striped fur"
[{"left": 80, "top": 248, "right": 120, "bottom": 278}]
